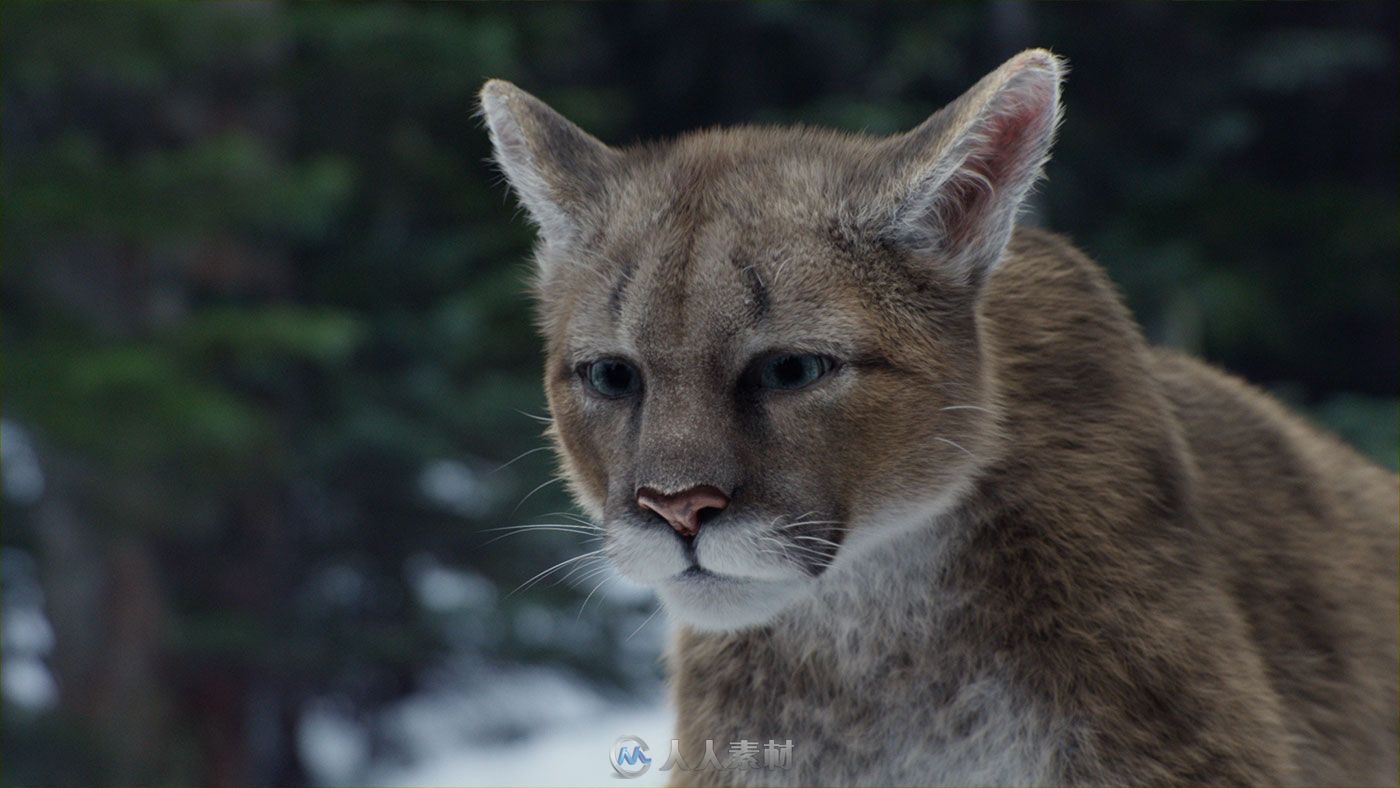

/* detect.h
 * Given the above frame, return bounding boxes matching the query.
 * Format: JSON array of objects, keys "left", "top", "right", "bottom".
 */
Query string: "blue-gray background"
[{"left": 3, "top": 3, "right": 1396, "bottom": 785}]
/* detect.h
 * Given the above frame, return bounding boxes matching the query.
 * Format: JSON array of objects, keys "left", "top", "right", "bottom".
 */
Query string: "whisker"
[
  {"left": 536, "top": 510, "right": 597, "bottom": 526},
  {"left": 479, "top": 524, "right": 599, "bottom": 547},
  {"left": 576, "top": 571, "right": 618, "bottom": 620},
  {"left": 514, "top": 409, "right": 554, "bottom": 425},
  {"left": 512, "top": 476, "right": 565, "bottom": 513},
  {"left": 771, "top": 540, "right": 834, "bottom": 559},
  {"left": 778, "top": 517, "right": 851, "bottom": 537},
  {"left": 790, "top": 534, "right": 841, "bottom": 548},
  {"left": 570, "top": 561, "right": 612, "bottom": 586},
  {"left": 776, "top": 520, "right": 849, "bottom": 533},
  {"left": 508, "top": 550, "right": 604, "bottom": 597},
  {"left": 758, "top": 535, "right": 835, "bottom": 568},
  {"left": 550, "top": 554, "right": 610, "bottom": 590},
  {"left": 481, "top": 522, "right": 599, "bottom": 534},
  {"left": 491, "top": 445, "right": 554, "bottom": 474},
  {"left": 625, "top": 605, "right": 663, "bottom": 643},
  {"left": 940, "top": 405, "right": 991, "bottom": 414},
  {"left": 935, "top": 436, "right": 977, "bottom": 461},
  {"left": 756, "top": 546, "right": 797, "bottom": 562}
]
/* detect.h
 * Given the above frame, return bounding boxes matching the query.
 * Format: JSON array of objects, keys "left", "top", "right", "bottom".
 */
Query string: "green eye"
[
  {"left": 758, "top": 354, "right": 835, "bottom": 391},
  {"left": 581, "top": 358, "right": 641, "bottom": 398}
]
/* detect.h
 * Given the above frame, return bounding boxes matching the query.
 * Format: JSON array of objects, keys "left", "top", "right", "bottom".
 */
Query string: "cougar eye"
[
  {"left": 580, "top": 358, "right": 641, "bottom": 399},
  {"left": 757, "top": 353, "right": 836, "bottom": 391}
]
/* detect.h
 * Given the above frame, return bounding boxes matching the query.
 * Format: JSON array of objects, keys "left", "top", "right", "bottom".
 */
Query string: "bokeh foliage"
[{"left": 2, "top": 3, "right": 1395, "bottom": 785}]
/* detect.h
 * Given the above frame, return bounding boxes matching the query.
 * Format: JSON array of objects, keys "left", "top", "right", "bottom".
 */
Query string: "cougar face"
[{"left": 482, "top": 51, "right": 1060, "bottom": 629}]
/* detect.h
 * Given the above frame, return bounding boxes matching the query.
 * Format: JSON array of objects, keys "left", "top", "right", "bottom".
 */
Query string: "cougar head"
[{"left": 481, "top": 50, "right": 1063, "bottom": 630}]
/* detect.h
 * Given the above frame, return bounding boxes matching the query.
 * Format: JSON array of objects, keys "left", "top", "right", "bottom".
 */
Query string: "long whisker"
[
  {"left": 508, "top": 550, "right": 604, "bottom": 597},
  {"left": 935, "top": 436, "right": 977, "bottom": 461},
  {"left": 625, "top": 605, "right": 663, "bottom": 642},
  {"left": 775, "top": 520, "right": 850, "bottom": 534},
  {"left": 758, "top": 541, "right": 834, "bottom": 571},
  {"left": 755, "top": 546, "right": 796, "bottom": 562},
  {"left": 479, "top": 524, "right": 600, "bottom": 547},
  {"left": 481, "top": 523, "right": 600, "bottom": 535},
  {"left": 790, "top": 534, "right": 842, "bottom": 549},
  {"left": 569, "top": 562, "right": 612, "bottom": 590},
  {"left": 576, "top": 570, "right": 618, "bottom": 620},
  {"left": 758, "top": 532, "right": 836, "bottom": 565},
  {"left": 536, "top": 510, "right": 597, "bottom": 526},
  {"left": 940, "top": 405, "right": 992, "bottom": 414},
  {"left": 512, "top": 476, "right": 565, "bottom": 513},
  {"left": 549, "top": 553, "right": 609, "bottom": 590},
  {"left": 769, "top": 539, "right": 834, "bottom": 559},
  {"left": 772, "top": 520, "right": 845, "bottom": 540},
  {"left": 491, "top": 445, "right": 554, "bottom": 474}
]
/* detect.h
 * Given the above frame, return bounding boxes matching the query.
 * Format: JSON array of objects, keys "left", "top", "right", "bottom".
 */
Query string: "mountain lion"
[{"left": 480, "top": 50, "right": 1399, "bottom": 786}]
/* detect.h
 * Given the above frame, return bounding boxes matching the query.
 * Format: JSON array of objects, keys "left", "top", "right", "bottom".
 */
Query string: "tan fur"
[{"left": 481, "top": 50, "right": 1399, "bottom": 786}]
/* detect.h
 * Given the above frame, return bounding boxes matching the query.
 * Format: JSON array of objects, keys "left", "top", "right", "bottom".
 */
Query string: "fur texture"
[{"left": 480, "top": 49, "right": 1399, "bottom": 786}]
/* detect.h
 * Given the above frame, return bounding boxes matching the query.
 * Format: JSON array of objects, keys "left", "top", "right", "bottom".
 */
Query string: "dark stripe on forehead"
[
  {"left": 608, "top": 259, "right": 637, "bottom": 320},
  {"left": 637, "top": 157, "right": 717, "bottom": 331},
  {"left": 628, "top": 148, "right": 741, "bottom": 338},
  {"left": 737, "top": 261, "right": 770, "bottom": 322}
]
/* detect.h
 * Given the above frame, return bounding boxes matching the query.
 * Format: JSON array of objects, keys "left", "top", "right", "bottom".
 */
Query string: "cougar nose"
[{"left": 636, "top": 485, "right": 730, "bottom": 537}]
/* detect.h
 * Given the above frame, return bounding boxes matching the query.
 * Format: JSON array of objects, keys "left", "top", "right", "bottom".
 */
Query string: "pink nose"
[{"left": 636, "top": 485, "right": 730, "bottom": 537}]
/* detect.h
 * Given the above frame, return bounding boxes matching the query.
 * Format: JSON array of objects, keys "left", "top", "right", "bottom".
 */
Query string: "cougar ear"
[
  {"left": 479, "top": 80, "right": 619, "bottom": 249},
  {"left": 879, "top": 49, "right": 1065, "bottom": 285}
]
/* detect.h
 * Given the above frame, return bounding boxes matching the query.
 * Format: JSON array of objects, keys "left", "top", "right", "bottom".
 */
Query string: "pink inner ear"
[{"left": 936, "top": 82, "right": 1056, "bottom": 253}]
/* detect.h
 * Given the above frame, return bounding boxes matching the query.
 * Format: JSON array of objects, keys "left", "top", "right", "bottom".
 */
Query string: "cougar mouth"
[
  {"left": 679, "top": 565, "right": 719, "bottom": 580},
  {"left": 657, "top": 570, "right": 810, "bottom": 631}
]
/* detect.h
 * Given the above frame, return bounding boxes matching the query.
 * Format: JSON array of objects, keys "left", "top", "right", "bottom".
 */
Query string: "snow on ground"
[
  {"left": 296, "top": 562, "right": 678, "bottom": 786},
  {"left": 356, "top": 665, "right": 673, "bottom": 787}
]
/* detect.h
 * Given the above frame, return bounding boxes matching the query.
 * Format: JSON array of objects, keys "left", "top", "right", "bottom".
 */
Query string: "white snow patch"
[{"left": 363, "top": 666, "right": 671, "bottom": 787}]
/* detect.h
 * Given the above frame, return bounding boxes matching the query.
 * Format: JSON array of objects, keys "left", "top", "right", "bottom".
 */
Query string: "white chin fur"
[{"left": 657, "top": 574, "right": 810, "bottom": 631}]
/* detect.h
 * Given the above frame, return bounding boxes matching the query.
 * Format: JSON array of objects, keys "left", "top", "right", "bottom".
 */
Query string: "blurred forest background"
[{"left": 2, "top": 3, "right": 1396, "bottom": 786}]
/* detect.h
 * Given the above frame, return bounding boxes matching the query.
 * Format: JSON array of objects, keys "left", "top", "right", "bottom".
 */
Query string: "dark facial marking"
[
  {"left": 849, "top": 353, "right": 906, "bottom": 375},
  {"left": 608, "top": 260, "right": 637, "bottom": 320},
  {"left": 738, "top": 261, "right": 770, "bottom": 322}
]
